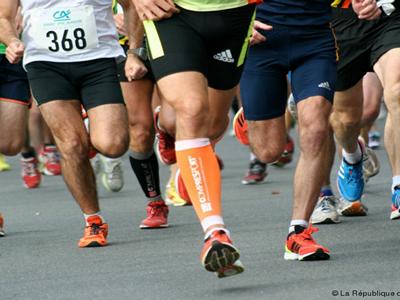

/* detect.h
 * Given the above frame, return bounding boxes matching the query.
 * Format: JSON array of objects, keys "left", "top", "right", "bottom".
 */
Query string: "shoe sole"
[
  {"left": 311, "top": 216, "right": 341, "bottom": 225},
  {"left": 232, "top": 107, "right": 249, "bottom": 146},
  {"left": 139, "top": 224, "right": 169, "bottom": 229},
  {"left": 390, "top": 209, "right": 400, "bottom": 220},
  {"left": 0, "top": 230, "right": 5, "bottom": 237},
  {"left": 339, "top": 201, "right": 367, "bottom": 216},
  {"left": 284, "top": 248, "right": 330, "bottom": 261},
  {"left": 101, "top": 175, "right": 123, "bottom": 193},
  {"left": 42, "top": 167, "right": 61, "bottom": 176},
  {"left": 241, "top": 178, "right": 266, "bottom": 185},
  {"left": 202, "top": 241, "right": 243, "bottom": 278},
  {"left": 79, "top": 240, "right": 107, "bottom": 247}
]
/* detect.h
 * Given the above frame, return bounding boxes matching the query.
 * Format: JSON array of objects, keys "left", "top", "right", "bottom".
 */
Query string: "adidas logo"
[
  {"left": 318, "top": 81, "right": 331, "bottom": 91},
  {"left": 213, "top": 49, "right": 234, "bottom": 63}
]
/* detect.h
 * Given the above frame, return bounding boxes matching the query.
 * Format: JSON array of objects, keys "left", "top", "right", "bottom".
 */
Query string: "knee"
[
  {"left": 251, "top": 140, "right": 285, "bottom": 163},
  {"left": 129, "top": 123, "right": 154, "bottom": 151},
  {"left": 208, "top": 115, "right": 229, "bottom": 140},
  {"left": 0, "top": 140, "right": 24, "bottom": 156},
  {"left": 331, "top": 109, "right": 361, "bottom": 130},
  {"left": 174, "top": 96, "right": 209, "bottom": 129},
  {"left": 385, "top": 82, "right": 400, "bottom": 110},
  {"left": 300, "top": 122, "right": 329, "bottom": 155},
  {"left": 93, "top": 132, "right": 129, "bottom": 158},
  {"left": 362, "top": 106, "right": 380, "bottom": 125},
  {"left": 57, "top": 134, "right": 89, "bottom": 161}
]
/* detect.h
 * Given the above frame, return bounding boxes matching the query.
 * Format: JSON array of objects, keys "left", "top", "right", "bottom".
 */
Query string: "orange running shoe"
[
  {"left": 284, "top": 226, "right": 330, "bottom": 261},
  {"left": 20, "top": 156, "right": 41, "bottom": 189},
  {"left": 39, "top": 145, "right": 62, "bottom": 176},
  {"left": 233, "top": 107, "right": 249, "bottom": 146},
  {"left": 140, "top": 200, "right": 169, "bottom": 229},
  {"left": 154, "top": 106, "right": 176, "bottom": 165},
  {"left": 201, "top": 229, "right": 244, "bottom": 278},
  {"left": 78, "top": 216, "right": 108, "bottom": 248},
  {"left": 0, "top": 213, "right": 5, "bottom": 237}
]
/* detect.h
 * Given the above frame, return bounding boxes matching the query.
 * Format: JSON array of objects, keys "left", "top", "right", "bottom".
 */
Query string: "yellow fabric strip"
[
  {"left": 331, "top": 0, "right": 342, "bottom": 8},
  {"left": 237, "top": 9, "right": 256, "bottom": 67},
  {"left": 143, "top": 20, "right": 165, "bottom": 59}
]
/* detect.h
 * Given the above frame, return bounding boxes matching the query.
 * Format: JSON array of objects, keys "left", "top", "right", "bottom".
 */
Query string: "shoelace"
[
  {"left": 320, "top": 196, "right": 336, "bottom": 212},
  {"left": 108, "top": 163, "right": 122, "bottom": 180},
  {"left": 249, "top": 160, "right": 266, "bottom": 174},
  {"left": 344, "top": 163, "right": 363, "bottom": 184},
  {"left": 158, "top": 132, "right": 175, "bottom": 150},
  {"left": 22, "top": 160, "right": 37, "bottom": 176},
  {"left": 149, "top": 203, "right": 166, "bottom": 217},
  {"left": 393, "top": 189, "right": 400, "bottom": 208},
  {"left": 89, "top": 223, "right": 103, "bottom": 236},
  {"left": 299, "top": 226, "right": 319, "bottom": 242},
  {"left": 46, "top": 150, "right": 60, "bottom": 164}
]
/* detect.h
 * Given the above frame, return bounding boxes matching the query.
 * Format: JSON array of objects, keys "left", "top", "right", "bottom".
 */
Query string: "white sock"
[
  {"left": 250, "top": 152, "right": 257, "bottom": 161},
  {"left": 342, "top": 144, "right": 362, "bottom": 164},
  {"left": 201, "top": 215, "right": 224, "bottom": 233},
  {"left": 289, "top": 219, "right": 308, "bottom": 233},
  {"left": 83, "top": 212, "right": 104, "bottom": 226},
  {"left": 392, "top": 176, "right": 400, "bottom": 193},
  {"left": 204, "top": 227, "right": 230, "bottom": 240}
]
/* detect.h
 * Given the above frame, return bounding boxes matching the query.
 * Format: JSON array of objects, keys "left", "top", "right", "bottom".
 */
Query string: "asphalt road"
[{"left": 1, "top": 120, "right": 399, "bottom": 300}]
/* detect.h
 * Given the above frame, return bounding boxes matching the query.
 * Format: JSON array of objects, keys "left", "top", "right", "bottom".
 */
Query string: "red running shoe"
[
  {"left": 20, "top": 156, "right": 41, "bottom": 189},
  {"left": 140, "top": 200, "right": 169, "bottom": 229},
  {"left": 0, "top": 213, "right": 5, "bottom": 237},
  {"left": 201, "top": 229, "right": 244, "bottom": 278},
  {"left": 272, "top": 135, "right": 295, "bottom": 167},
  {"left": 39, "top": 145, "right": 62, "bottom": 176},
  {"left": 154, "top": 106, "right": 176, "bottom": 165},
  {"left": 284, "top": 226, "right": 330, "bottom": 261},
  {"left": 233, "top": 107, "right": 249, "bottom": 146},
  {"left": 78, "top": 216, "right": 108, "bottom": 247}
]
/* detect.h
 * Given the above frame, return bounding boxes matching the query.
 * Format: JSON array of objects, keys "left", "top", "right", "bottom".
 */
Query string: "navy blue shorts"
[
  {"left": 0, "top": 55, "right": 30, "bottom": 106},
  {"left": 240, "top": 24, "right": 337, "bottom": 121}
]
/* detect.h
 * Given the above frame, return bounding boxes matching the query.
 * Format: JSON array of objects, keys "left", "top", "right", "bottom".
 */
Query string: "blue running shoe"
[
  {"left": 337, "top": 159, "right": 364, "bottom": 201},
  {"left": 390, "top": 188, "right": 400, "bottom": 220}
]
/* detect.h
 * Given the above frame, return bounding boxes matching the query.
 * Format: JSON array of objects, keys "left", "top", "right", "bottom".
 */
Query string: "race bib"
[{"left": 31, "top": 6, "right": 98, "bottom": 54}]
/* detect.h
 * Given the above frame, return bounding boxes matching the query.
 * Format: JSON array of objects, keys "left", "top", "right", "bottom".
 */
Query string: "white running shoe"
[
  {"left": 311, "top": 195, "right": 341, "bottom": 224},
  {"left": 99, "top": 155, "right": 124, "bottom": 192},
  {"left": 337, "top": 198, "right": 368, "bottom": 216},
  {"left": 363, "top": 146, "right": 380, "bottom": 182},
  {"left": 90, "top": 155, "right": 102, "bottom": 175},
  {"left": 287, "top": 94, "right": 297, "bottom": 121}
]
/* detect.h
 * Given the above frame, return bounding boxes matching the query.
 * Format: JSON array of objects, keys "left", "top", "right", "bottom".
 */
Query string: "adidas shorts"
[
  {"left": 26, "top": 58, "right": 124, "bottom": 111},
  {"left": 332, "top": 8, "right": 400, "bottom": 91},
  {"left": 143, "top": 4, "right": 255, "bottom": 90},
  {"left": 240, "top": 24, "right": 337, "bottom": 121},
  {"left": 0, "top": 55, "right": 30, "bottom": 106}
]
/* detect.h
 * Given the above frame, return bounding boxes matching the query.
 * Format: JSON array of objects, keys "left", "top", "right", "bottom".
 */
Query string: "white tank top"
[{"left": 21, "top": 0, "right": 125, "bottom": 67}]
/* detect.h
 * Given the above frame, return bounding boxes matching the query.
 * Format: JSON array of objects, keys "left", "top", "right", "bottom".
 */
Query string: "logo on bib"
[{"left": 53, "top": 10, "right": 71, "bottom": 22}]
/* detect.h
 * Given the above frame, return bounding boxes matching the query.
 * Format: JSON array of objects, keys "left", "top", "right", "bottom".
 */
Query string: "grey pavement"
[{"left": 1, "top": 121, "right": 399, "bottom": 300}]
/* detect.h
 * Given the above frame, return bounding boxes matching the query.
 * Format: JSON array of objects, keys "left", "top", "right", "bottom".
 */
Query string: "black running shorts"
[
  {"left": 332, "top": 8, "right": 400, "bottom": 91},
  {"left": 0, "top": 55, "right": 30, "bottom": 106},
  {"left": 26, "top": 58, "right": 124, "bottom": 110},
  {"left": 143, "top": 4, "right": 256, "bottom": 90}
]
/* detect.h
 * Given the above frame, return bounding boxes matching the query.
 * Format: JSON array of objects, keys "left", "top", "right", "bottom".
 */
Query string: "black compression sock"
[{"left": 129, "top": 150, "right": 162, "bottom": 200}]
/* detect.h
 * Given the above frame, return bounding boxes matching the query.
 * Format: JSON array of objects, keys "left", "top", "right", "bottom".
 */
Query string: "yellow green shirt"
[
  {"left": 174, "top": 0, "right": 253, "bottom": 12},
  {"left": 0, "top": 44, "right": 5, "bottom": 55}
]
